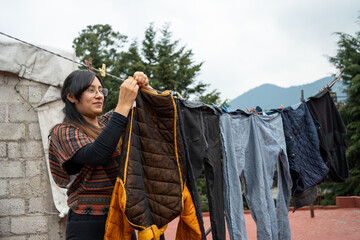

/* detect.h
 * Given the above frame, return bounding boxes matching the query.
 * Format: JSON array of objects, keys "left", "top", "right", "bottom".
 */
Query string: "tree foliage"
[
  {"left": 73, "top": 23, "right": 224, "bottom": 111},
  {"left": 320, "top": 18, "right": 360, "bottom": 204}
]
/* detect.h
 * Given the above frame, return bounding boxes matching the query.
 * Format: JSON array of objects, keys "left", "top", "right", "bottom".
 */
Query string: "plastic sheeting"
[
  {"left": 0, "top": 40, "right": 77, "bottom": 88},
  {"left": 37, "top": 97, "right": 68, "bottom": 217}
]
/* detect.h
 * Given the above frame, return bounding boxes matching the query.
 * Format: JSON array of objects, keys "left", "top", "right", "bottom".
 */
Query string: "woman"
[{"left": 48, "top": 69, "right": 149, "bottom": 239}]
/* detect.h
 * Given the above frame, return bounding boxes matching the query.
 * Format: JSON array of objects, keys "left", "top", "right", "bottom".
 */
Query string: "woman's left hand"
[{"left": 133, "top": 71, "right": 149, "bottom": 87}]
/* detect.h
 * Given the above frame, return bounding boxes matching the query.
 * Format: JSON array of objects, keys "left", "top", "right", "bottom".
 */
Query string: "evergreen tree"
[
  {"left": 73, "top": 23, "right": 225, "bottom": 111},
  {"left": 320, "top": 17, "right": 360, "bottom": 204}
]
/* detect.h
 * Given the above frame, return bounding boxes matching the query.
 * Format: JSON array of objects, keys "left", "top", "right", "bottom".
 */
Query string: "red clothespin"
[
  {"left": 84, "top": 58, "right": 93, "bottom": 72},
  {"left": 280, "top": 104, "right": 284, "bottom": 109},
  {"left": 246, "top": 107, "right": 251, "bottom": 113}
]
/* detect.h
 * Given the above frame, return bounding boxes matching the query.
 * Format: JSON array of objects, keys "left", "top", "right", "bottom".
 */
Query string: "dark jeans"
[
  {"left": 66, "top": 209, "right": 137, "bottom": 240},
  {"left": 177, "top": 99, "right": 225, "bottom": 240},
  {"left": 306, "top": 89, "right": 349, "bottom": 182}
]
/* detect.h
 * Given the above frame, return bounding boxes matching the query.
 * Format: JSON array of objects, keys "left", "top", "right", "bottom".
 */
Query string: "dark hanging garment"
[
  {"left": 280, "top": 103, "right": 329, "bottom": 211},
  {"left": 306, "top": 89, "right": 349, "bottom": 182},
  {"left": 176, "top": 98, "right": 225, "bottom": 240}
]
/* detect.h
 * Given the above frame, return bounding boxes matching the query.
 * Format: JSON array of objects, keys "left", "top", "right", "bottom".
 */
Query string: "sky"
[{"left": 0, "top": 0, "right": 359, "bottom": 101}]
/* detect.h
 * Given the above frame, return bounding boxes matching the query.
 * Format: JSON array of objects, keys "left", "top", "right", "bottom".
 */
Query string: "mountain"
[{"left": 228, "top": 76, "right": 347, "bottom": 111}]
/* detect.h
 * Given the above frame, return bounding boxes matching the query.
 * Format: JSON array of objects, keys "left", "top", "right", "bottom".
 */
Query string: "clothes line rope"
[{"left": 0, "top": 31, "right": 127, "bottom": 82}]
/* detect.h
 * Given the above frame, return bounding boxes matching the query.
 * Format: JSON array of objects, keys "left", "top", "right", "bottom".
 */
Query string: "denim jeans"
[
  {"left": 220, "top": 111, "right": 292, "bottom": 240},
  {"left": 280, "top": 103, "right": 329, "bottom": 210},
  {"left": 177, "top": 98, "right": 225, "bottom": 240}
]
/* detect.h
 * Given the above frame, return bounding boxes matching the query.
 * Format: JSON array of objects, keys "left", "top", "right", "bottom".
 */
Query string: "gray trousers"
[{"left": 220, "top": 112, "right": 292, "bottom": 240}]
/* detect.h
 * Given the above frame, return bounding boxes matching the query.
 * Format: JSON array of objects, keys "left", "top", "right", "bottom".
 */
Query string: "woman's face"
[{"left": 74, "top": 77, "right": 105, "bottom": 119}]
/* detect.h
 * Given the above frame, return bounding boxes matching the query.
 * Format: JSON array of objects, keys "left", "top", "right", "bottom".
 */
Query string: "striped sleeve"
[
  {"left": 98, "top": 109, "right": 114, "bottom": 126},
  {"left": 48, "top": 124, "right": 93, "bottom": 188}
]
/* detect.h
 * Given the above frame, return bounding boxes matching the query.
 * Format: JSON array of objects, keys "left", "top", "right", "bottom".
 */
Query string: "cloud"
[{"left": 0, "top": 0, "right": 358, "bottom": 100}]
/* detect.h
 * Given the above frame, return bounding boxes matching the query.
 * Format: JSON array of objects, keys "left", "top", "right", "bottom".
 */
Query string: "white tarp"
[
  {"left": 0, "top": 40, "right": 77, "bottom": 88},
  {"left": 0, "top": 40, "right": 78, "bottom": 217},
  {"left": 37, "top": 98, "right": 68, "bottom": 217}
]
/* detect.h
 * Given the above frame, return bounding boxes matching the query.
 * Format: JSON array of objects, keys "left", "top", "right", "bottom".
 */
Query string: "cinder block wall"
[{"left": 0, "top": 71, "right": 66, "bottom": 239}]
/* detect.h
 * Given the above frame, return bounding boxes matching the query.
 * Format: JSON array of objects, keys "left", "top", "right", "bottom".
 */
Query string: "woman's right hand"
[{"left": 114, "top": 77, "right": 139, "bottom": 117}]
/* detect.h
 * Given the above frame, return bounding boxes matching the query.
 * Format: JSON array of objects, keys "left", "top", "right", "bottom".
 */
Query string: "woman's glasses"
[{"left": 85, "top": 88, "right": 109, "bottom": 97}]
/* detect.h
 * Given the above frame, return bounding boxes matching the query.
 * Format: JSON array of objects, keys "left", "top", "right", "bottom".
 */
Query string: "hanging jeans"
[
  {"left": 306, "top": 89, "right": 349, "bottom": 182},
  {"left": 220, "top": 111, "right": 292, "bottom": 240},
  {"left": 176, "top": 98, "right": 225, "bottom": 240}
]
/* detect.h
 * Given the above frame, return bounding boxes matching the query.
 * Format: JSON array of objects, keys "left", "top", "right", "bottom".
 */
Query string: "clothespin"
[
  {"left": 98, "top": 63, "right": 106, "bottom": 77},
  {"left": 222, "top": 104, "right": 229, "bottom": 113},
  {"left": 246, "top": 107, "right": 251, "bottom": 113},
  {"left": 280, "top": 104, "right": 284, "bottom": 109},
  {"left": 252, "top": 108, "right": 258, "bottom": 115},
  {"left": 84, "top": 58, "right": 93, "bottom": 72}
]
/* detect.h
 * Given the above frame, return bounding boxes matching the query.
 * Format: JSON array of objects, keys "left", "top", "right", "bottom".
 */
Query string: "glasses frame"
[{"left": 85, "top": 88, "right": 109, "bottom": 97}]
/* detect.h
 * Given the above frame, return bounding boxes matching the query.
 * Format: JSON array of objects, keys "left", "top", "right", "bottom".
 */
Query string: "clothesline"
[{"left": 0, "top": 31, "right": 344, "bottom": 109}]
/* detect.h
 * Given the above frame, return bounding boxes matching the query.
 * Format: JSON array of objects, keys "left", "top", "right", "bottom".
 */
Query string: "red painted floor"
[{"left": 163, "top": 207, "right": 360, "bottom": 239}]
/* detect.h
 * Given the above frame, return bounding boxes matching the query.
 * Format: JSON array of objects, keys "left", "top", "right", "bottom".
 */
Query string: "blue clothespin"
[{"left": 222, "top": 104, "right": 229, "bottom": 113}]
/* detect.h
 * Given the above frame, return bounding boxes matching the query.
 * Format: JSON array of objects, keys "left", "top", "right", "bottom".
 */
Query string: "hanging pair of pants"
[
  {"left": 66, "top": 209, "right": 137, "bottom": 240},
  {"left": 177, "top": 99, "right": 225, "bottom": 240},
  {"left": 220, "top": 111, "right": 292, "bottom": 240}
]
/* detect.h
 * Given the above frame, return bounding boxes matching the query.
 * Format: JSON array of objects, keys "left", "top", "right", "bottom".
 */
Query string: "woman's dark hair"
[{"left": 60, "top": 69, "right": 107, "bottom": 138}]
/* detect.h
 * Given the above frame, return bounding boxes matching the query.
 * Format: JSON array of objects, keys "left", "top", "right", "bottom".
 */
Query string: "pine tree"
[
  {"left": 73, "top": 23, "right": 225, "bottom": 111},
  {"left": 320, "top": 18, "right": 360, "bottom": 203}
]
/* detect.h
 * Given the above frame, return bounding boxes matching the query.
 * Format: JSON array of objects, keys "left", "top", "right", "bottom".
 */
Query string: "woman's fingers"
[{"left": 133, "top": 71, "right": 149, "bottom": 86}]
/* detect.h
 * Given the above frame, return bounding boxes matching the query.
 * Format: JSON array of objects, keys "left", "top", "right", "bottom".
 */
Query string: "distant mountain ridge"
[{"left": 228, "top": 76, "right": 346, "bottom": 111}]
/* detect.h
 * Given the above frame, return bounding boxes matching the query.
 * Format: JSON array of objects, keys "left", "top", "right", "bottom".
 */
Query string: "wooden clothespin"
[
  {"left": 99, "top": 63, "right": 106, "bottom": 77},
  {"left": 252, "top": 108, "right": 258, "bottom": 115},
  {"left": 84, "top": 58, "right": 93, "bottom": 72}
]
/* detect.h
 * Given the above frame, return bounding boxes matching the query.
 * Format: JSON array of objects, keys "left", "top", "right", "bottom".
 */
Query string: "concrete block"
[
  {"left": 29, "top": 123, "right": 42, "bottom": 140},
  {"left": 0, "top": 85, "right": 24, "bottom": 104},
  {"left": 28, "top": 86, "right": 43, "bottom": 103},
  {"left": 8, "top": 104, "right": 38, "bottom": 122},
  {"left": 0, "top": 217, "right": 10, "bottom": 235},
  {"left": 0, "top": 198, "right": 25, "bottom": 216},
  {"left": 0, "top": 123, "right": 26, "bottom": 140},
  {"left": 9, "top": 176, "right": 43, "bottom": 197},
  {"left": 0, "top": 161, "right": 23, "bottom": 178},
  {"left": 28, "top": 234, "right": 48, "bottom": 240},
  {"left": 28, "top": 197, "right": 45, "bottom": 214},
  {"left": 11, "top": 215, "right": 47, "bottom": 234},
  {"left": 0, "top": 180, "right": 9, "bottom": 197},
  {"left": 0, "top": 141, "right": 6, "bottom": 157},
  {"left": 0, "top": 236, "right": 26, "bottom": 240},
  {"left": 8, "top": 142, "right": 21, "bottom": 159},
  {"left": 21, "top": 141, "right": 43, "bottom": 158},
  {"left": 0, "top": 105, "right": 7, "bottom": 122},
  {"left": 0, "top": 72, "right": 11, "bottom": 85},
  {"left": 26, "top": 160, "right": 42, "bottom": 177}
]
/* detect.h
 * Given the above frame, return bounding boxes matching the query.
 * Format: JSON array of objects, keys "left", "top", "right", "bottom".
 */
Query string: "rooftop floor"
[{"left": 164, "top": 207, "right": 360, "bottom": 239}]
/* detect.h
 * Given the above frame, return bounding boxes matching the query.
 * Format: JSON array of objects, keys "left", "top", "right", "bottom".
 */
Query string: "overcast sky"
[{"left": 0, "top": 0, "right": 359, "bottom": 100}]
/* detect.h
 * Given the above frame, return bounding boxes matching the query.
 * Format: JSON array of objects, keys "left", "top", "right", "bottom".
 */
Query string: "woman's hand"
[
  {"left": 133, "top": 71, "right": 156, "bottom": 93},
  {"left": 133, "top": 71, "right": 149, "bottom": 87},
  {"left": 114, "top": 77, "right": 139, "bottom": 117}
]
